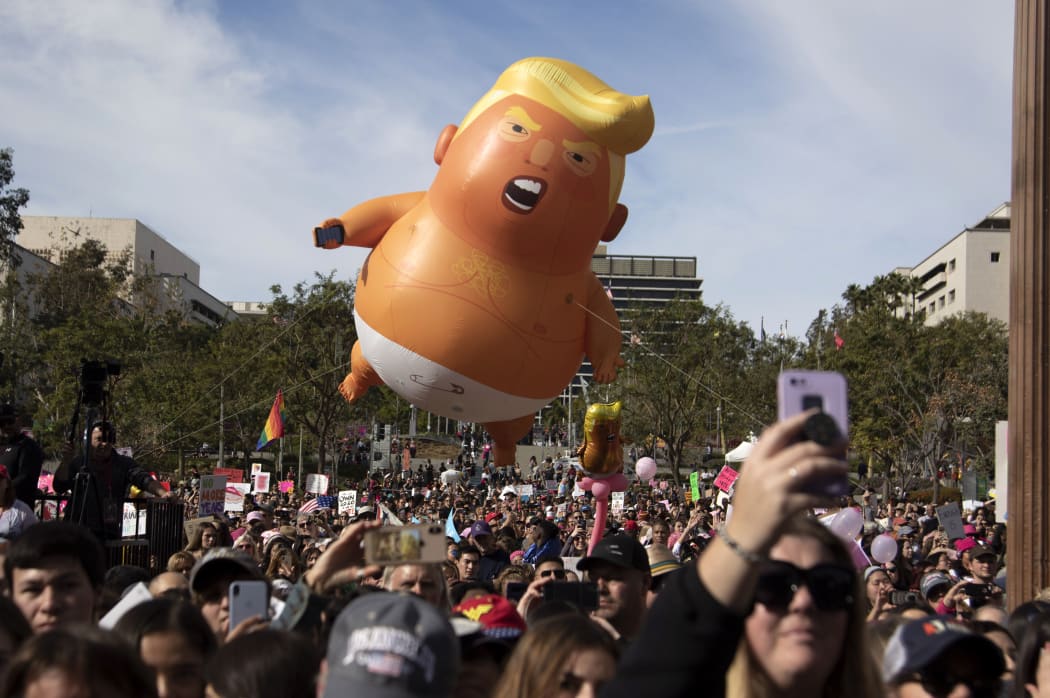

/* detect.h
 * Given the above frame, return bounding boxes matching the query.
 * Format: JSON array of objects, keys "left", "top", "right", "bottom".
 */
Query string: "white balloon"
[
  {"left": 870, "top": 534, "right": 899, "bottom": 564},
  {"left": 829, "top": 507, "right": 863, "bottom": 540}
]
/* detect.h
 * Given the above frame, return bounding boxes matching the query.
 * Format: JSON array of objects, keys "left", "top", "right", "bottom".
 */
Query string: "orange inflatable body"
[{"left": 315, "top": 58, "right": 654, "bottom": 465}]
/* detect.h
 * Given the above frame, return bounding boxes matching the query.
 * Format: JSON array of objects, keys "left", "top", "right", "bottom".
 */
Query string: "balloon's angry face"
[{"left": 430, "top": 96, "right": 614, "bottom": 271}]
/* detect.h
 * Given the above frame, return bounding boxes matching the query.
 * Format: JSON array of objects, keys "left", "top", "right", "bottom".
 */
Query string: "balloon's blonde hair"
[{"left": 456, "top": 57, "right": 654, "bottom": 209}]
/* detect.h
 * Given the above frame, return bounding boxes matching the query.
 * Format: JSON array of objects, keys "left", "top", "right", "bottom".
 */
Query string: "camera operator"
[
  {"left": 52, "top": 421, "right": 175, "bottom": 540},
  {"left": 0, "top": 403, "right": 44, "bottom": 510}
]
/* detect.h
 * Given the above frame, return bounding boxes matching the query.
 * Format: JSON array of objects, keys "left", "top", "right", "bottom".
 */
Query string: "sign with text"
[
  {"left": 338, "top": 490, "right": 358, "bottom": 515},
  {"left": 215, "top": 467, "right": 244, "bottom": 483},
  {"left": 305, "top": 473, "right": 329, "bottom": 494},
  {"left": 713, "top": 465, "right": 740, "bottom": 493},
  {"left": 199, "top": 475, "right": 227, "bottom": 517},
  {"left": 121, "top": 503, "right": 147, "bottom": 538},
  {"left": 252, "top": 472, "right": 271, "bottom": 494},
  {"left": 225, "top": 483, "right": 251, "bottom": 512},
  {"left": 937, "top": 501, "right": 966, "bottom": 541}
]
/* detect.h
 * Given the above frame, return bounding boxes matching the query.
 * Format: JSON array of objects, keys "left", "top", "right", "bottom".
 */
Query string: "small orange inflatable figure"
[{"left": 314, "top": 58, "right": 654, "bottom": 465}]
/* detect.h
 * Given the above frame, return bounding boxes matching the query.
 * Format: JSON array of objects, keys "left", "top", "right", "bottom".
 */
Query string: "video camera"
[{"left": 79, "top": 359, "right": 120, "bottom": 407}]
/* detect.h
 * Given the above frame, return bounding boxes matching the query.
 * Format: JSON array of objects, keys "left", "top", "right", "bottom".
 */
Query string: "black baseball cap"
[{"left": 577, "top": 534, "right": 649, "bottom": 575}]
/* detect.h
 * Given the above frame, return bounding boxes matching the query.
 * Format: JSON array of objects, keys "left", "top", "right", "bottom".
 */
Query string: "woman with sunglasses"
[{"left": 603, "top": 410, "right": 881, "bottom": 698}]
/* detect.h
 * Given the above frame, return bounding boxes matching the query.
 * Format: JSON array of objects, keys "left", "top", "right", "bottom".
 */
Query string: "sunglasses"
[
  {"left": 902, "top": 669, "right": 999, "bottom": 698},
  {"left": 754, "top": 561, "right": 855, "bottom": 612}
]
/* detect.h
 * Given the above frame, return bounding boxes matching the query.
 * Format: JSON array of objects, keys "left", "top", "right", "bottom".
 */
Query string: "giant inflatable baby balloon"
[{"left": 314, "top": 57, "right": 654, "bottom": 466}]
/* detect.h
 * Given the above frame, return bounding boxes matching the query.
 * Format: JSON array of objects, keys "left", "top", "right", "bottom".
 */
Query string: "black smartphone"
[
  {"left": 541, "top": 581, "right": 599, "bottom": 611},
  {"left": 505, "top": 582, "right": 527, "bottom": 604}
]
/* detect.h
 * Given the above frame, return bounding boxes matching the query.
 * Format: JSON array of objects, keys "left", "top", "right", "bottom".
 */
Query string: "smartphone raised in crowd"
[
  {"left": 228, "top": 580, "right": 269, "bottom": 631},
  {"left": 776, "top": 370, "right": 850, "bottom": 497}
]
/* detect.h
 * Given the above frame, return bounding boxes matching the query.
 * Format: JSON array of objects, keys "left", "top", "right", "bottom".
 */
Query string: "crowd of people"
[{"left": 0, "top": 408, "right": 1046, "bottom": 697}]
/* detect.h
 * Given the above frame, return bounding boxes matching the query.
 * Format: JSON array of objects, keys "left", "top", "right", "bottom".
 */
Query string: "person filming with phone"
[{"left": 603, "top": 389, "right": 885, "bottom": 697}]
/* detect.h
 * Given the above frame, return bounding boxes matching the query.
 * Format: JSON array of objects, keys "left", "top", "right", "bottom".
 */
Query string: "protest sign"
[
  {"left": 199, "top": 475, "right": 227, "bottom": 517},
  {"left": 121, "top": 503, "right": 147, "bottom": 538},
  {"left": 689, "top": 471, "right": 700, "bottom": 502},
  {"left": 937, "top": 501, "right": 966, "bottom": 541},
  {"left": 252, "top": 472, "right": 270, "bottom": 494},
  {"left": 611, "top": 491, "right": 625, "bottom": 513},
  {"left": 338, "top": 490, "right": 358, "bottom": 515},
  {"left": 278, "top": 480, "right": 295, "bottom": 493},
  {"left": 713, "top": 465, "right": 740, "bottom": 493},
  {"left": 215, "top": 467, "right": 244, "bottom": 483},
  {"left": 225, "top": 483, "right": 251, "bottom": 512},
  {"left": 305, "top": 473, "right": 329, "bottom": 495}
]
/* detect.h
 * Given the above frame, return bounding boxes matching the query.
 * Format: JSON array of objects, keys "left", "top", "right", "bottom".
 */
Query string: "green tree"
[
  {"left": 0, "top": 147, "right": 30, "bottom": 269},
  {"left": 619, "top": 297, "right": 769, "bottom": 484}
]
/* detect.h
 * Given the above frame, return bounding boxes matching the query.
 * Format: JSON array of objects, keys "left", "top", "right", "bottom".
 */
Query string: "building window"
[
  {"left": 949, "top": 258, "right": 956, "bottom": 272},
  {"left": 991, "top": 252, "right": 1000, "bottom": 262},
  {"left": 948, "top": 289, "right": 956, "bottom": 303}
]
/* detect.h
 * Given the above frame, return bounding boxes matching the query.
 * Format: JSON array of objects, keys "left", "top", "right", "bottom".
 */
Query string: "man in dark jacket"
[
  {"left": 53, "top": 421, "right": 174, "bottom": 540},
  {"left": 0, "top": 403, "right": 44, "bottom": 509}
]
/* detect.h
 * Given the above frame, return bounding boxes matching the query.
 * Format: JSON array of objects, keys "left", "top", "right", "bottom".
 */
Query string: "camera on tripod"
[{"left": 79, "top": 359, "right": 120, "bottom": 407}]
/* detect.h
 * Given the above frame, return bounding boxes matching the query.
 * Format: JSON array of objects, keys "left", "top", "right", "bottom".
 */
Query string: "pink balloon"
[
  {"left": 636, "top": 457, "right": 657, "bottom": 481},
  {"left": 870, "top": 534, "right": 898, "bottom": 564},
  {"left": 829, "top": 507, "right": 863, "bottom": 540},
  {"left": 591, "top": 480, "right": 611, "bottom": 500}
]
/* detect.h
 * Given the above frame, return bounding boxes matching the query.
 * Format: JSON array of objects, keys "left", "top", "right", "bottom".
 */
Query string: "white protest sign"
[
  {"left": 937, "top": 501, "right": 966, "bottom": 541},
  {"left": 305, "top": 473, "right": 329, "bottom": 495},
  {"left": 338, "top": 490, "right": 358, "bottom": 515},
  {"left": 611, "top": 492, "right": 625, "bottom": 513},
  {"left": 252, "top": 472, "right": 271, "bottom": 494},
  {"left": 199, "top": 474, "right": 227, "bottom": 517},
  {"left": 225, "top": 483, "right": 251, "bottom": 512},
  {"left": 121, "top": 503, "right": 147, "bottom": 538}
]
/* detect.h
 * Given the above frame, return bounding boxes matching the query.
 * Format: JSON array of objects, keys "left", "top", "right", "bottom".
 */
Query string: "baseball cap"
[
  {"left": 882, "top": 618, "right": 1004, "bottom": 685},
  {"left": 323, "top": 592, "right": 460, "bottom": 698},
  {"left": 969, "top": 545, "right": 997, "bottom": 560},
  {"left": 577, "top": 534, "right": 649, "bottom": 575},
  {"left": 469, "top": 521, "right": 492, "bottom": 538},
  {"left": 189, "top": 548, "right": 263, "bottom": 593},
  {"left": 451, "top": 594, "right": 527, "bottom": 640},
  {"left": 920, "top": 572, "right": 952, "bottom": 599}
]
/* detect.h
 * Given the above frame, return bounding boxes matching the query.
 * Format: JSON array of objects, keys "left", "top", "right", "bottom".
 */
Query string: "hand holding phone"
[{"left": 776, "top": 370, "right": 850, "bottom": 497}]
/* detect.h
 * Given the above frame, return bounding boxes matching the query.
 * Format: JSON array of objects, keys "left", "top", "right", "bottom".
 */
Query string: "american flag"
[{"left": 298, "top": 495, "right": 336, "bottom": 514}]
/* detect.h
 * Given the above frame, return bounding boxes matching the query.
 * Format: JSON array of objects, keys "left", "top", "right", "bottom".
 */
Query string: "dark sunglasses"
[
  {"left": 903, "top": 669, "right": 999, "bottom": 698},
  {"left": 754, "top": 561, "right": 855, "bottom": 612}
]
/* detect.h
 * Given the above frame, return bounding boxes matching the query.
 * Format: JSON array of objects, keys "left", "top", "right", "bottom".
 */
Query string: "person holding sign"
[{"left": 603, "top": 410, "right": 884, "bottom": 698}]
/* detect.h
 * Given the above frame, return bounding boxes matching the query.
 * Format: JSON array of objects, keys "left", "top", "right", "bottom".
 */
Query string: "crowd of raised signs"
[{"left": 0, "top": 416, "right": 1046, "bottom": 698}]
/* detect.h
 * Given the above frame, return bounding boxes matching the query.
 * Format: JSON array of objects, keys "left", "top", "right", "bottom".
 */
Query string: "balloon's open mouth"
[{"left": 502, "top": 176, "right": 546, "bottom": 214}]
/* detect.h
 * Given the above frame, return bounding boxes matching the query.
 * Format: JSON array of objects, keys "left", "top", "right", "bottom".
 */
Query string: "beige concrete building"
[
  {"left": 17, "top": 216, "right": 237, "bottom": 326},
  {"left": 895, "top": 203, "right": 1010, "bottom": 326}
]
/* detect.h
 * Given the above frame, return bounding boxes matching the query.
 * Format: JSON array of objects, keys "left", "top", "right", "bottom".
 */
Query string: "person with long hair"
[
  {"left": 725, "top": 516, "right": 883, "bottom": 697},
  {"left": 602, "top": 410, "right": 878, "bottom": 698},
  {"left": 492, "top": 612, "right": 619, "bottom": 698},
  {"left": 113, "top": 598, "right": 217, "bottom": 698}
]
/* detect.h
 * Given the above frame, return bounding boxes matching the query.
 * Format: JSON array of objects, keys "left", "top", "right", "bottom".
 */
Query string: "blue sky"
[{"left": 0, "top": 0, "right": 1013, "bottom": 339}]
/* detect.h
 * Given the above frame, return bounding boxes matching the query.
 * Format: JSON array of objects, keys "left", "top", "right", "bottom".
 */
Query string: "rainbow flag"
[{"left": 256, "top": 390, "right": 286, "bottom": 450}]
